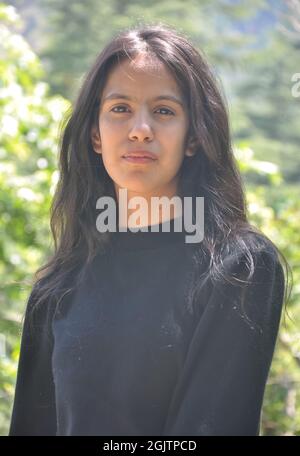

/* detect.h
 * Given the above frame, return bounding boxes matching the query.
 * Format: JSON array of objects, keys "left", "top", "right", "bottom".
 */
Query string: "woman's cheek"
[
  {"left": 100, "top": 113, "right": 121, "bottom": 130},
  {"left": 104, "top": 113, "right": 129, "bottom": 126}
]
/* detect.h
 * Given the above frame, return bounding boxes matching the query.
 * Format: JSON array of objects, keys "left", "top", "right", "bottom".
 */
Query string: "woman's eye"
[
  {"left": 111, "top": 105, "right": 129, "bottom": 113},
  {"left": 110, "top": 106, "right": 174, "bottom": 116},
  {"left": 155, "top": 107, "right": 174, "bottom": 116}
]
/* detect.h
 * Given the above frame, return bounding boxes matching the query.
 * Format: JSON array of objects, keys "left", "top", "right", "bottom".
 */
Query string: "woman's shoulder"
[
  {"left": 211, "top": 229, "right": 285, "bottom": 300},
  {"left": 24, "top": 271, "right": 72, "bottom": 324},
  {"left": 222, "top": 229, "right": 281, "bottom": 271}
]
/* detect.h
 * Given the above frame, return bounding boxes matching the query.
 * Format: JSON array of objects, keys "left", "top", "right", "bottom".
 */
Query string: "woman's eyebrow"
[{"left": 102, "top": 92, "right": 184, "bottom": 107}]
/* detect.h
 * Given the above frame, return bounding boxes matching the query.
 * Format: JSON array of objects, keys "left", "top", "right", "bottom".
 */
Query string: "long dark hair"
[{"left": 28, "top": 23, "right": 292, "bottom": 327}]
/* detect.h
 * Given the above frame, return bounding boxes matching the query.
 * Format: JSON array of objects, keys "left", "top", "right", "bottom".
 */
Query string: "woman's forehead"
[{"left": 103, "top": 56, "right": 181, "bottom": 97}]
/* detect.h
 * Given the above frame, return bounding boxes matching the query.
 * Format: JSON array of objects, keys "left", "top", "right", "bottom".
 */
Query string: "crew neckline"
[{"left": 110, "top": 215, "right": 188, "bottom": 251}]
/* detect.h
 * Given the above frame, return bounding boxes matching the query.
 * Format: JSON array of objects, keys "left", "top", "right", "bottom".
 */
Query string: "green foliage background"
[{"left": 1, "top": 0, "right": 299, "bottom": 436}]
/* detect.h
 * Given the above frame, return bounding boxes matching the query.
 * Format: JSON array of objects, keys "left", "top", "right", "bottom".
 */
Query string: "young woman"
[{"left": 9, "top": 24, "right": 291, "bottom": 436}]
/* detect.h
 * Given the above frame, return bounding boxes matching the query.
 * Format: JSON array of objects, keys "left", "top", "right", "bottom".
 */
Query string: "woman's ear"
[
  {"left": 185, "top": 138, "right": 197, "bottom": 157},
  {"left": 91, "top": 126, "right": 102, "bottom": 155}
]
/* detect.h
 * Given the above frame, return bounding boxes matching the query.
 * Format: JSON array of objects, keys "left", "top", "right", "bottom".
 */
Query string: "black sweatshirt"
[{"left": 9, "top": 217, "right": 285, "bottom": 436}]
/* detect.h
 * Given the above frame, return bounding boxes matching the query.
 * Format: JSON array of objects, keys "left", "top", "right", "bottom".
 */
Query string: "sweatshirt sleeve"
[
  {"left": 163, "top": 243, "right": 285, "bottom": 436},
  {"left": 8, "top": 285, "right": 57, "bottom": 436}
]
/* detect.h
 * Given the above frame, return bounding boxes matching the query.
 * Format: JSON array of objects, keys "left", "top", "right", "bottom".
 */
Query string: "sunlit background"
[{"left": 0, "top": 0, "right": 299, "bottom": 436}]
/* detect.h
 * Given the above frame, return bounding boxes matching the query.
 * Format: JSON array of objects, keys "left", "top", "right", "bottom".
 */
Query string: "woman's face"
[{"left": 91, "top": 55, "right": 194, "bottom": 200}]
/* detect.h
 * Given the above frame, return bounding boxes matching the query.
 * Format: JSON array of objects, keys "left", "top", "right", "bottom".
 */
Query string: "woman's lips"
[{"left": 122, "top": 156, "right": 156, "bottom": 164}]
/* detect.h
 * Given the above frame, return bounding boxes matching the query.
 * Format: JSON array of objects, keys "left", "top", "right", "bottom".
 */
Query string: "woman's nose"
[{"left": 128, "top": 110, "right": 154, "bottom": 142}]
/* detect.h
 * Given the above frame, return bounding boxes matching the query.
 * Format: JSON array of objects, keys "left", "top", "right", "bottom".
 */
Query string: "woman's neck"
[{"left": 114, "top": 185, "right": 183, "bottom": 229}]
